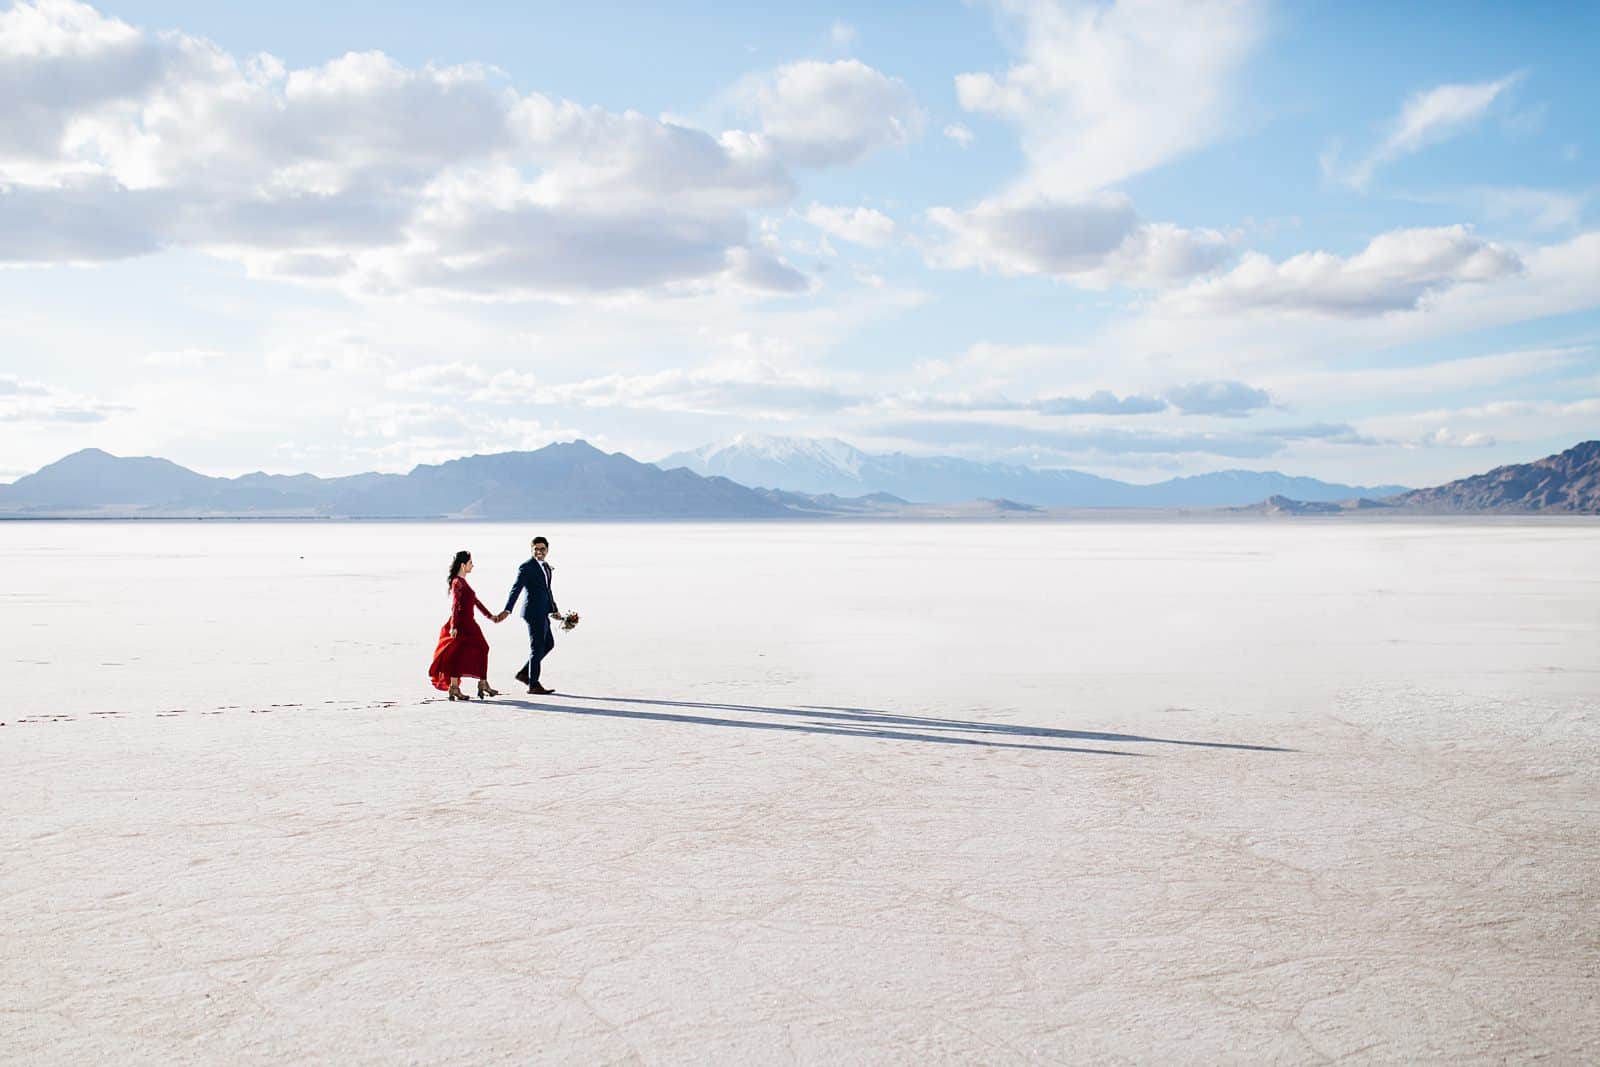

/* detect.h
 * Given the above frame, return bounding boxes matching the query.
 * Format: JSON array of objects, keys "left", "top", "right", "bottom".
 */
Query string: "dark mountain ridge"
[{"left": 1389, "top": 440, "right": 1599, "bottom": 513}]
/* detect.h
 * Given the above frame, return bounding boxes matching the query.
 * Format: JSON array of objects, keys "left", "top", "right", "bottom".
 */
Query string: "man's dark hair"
[{"left": 532, "top": 536, "right": 549, "bottom": 547}]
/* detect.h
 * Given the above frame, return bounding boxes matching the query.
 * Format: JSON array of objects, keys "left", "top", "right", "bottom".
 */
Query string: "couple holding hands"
[{"left": 429, "top": 535, "right": 578, "bottom": 701}]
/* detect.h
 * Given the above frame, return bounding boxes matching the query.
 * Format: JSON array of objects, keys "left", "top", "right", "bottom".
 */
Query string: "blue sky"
[{"left": 2, "top": 0, "right": 1596, "bottom": 485}]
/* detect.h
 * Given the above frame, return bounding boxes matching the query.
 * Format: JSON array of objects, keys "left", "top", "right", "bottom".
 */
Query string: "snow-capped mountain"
[
  {"left": 657, "top": 435, "right": 1409, "bottom": 507},
  {"left": 658, "top": 434, "right": 871, "bottom": 496}
]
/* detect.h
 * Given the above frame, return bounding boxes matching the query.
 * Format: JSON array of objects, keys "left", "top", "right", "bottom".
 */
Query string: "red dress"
[{"left": 429, "top": 576, "right": 493, "bottom": 690}]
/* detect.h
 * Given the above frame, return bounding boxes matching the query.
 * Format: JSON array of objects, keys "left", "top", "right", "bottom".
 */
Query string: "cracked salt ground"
[{"left": 2, "top": 519, "right": 1597, "bottom": 1063}]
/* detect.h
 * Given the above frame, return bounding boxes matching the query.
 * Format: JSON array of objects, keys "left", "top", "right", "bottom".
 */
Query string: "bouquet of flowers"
[{"left": 559, "top": 610, "right": 580, "bottom": 632}]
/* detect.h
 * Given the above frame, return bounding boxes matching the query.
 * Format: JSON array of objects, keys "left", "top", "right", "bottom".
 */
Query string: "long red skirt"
[{"left": 429, "top": 618, "right": 490, "bottom": 690}]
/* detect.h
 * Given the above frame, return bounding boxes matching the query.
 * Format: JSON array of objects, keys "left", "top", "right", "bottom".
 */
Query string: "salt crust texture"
[{"left": 3, "top": 520, "right": 1597, "bottom": 1063}]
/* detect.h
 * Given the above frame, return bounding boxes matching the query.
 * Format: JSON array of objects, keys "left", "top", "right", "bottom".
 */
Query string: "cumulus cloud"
[
  {"left": 342, "top": 403, "right": 585, "bottom": 464},
  {"left": 943, "top": 122, "right": 974, "bottom": 148},
  {"left": 0, "top": 177, "right": 165, "bottom": 262},
  {"left": 1166, "top": 380, "right": 1273, "bottom": 416},
  {"left": 393, "top": 363, "right": 863, "bottom": 418},
  {"left": 927, "top": 2, "right": 1259, "bottom": 292},
  {"left": 724, "top": 246, "right": 812, "bottom": 294},
  {"left": 266, "top": 332, "right": 391, "bottom": 374},
  {"left": 1164, "top": 225, "right": 1523, "bottom": 317},
  {"left": 871, "top": 413, "right": 1388, "bottom": 458},
  {"left": 1408, "top": 186, "right": 1589, "bottom": 233},
  {"left": 1417, "top": 427, "right": 1496, "bottom": 448},
  {"left": 1347, "top": 396, "right": 1600, "bottom": 462},
  {"left": 804, "top": 203, "right": 897, "bottom": 247},
  {"left": 143, "top": 348, "right": 226, "bottom": 368},
  {"left": 0, "top": 374, "right": 128, "bottom": 422},
  {"left": 1036, "top": 390, "right": 1166, "bottom": 415},
  {"left": 0, "top": 0, "right": 820, "bottom": 300},
  {"left": 955, "top": 0, "right": 1265, "bottom": 196},
  {"left": 907, "top": 389, "right": 1166, "bottom": 415},
  {"left": 928, "top": 192, "right": 1232, "bottom": 286},
  {"left": 1275, "top": 346, "right": 1587, "bottom": 405},
  {"left": 870, "top": 418, "right": 1284, "bottom": 459},
  {"left": 0, "top": 375, "right": 48, "bottom": 396},
  {"left": 734, "top": 59, "right": 925, "bottom": 167},
  {"left": 1326, "top": 74, "right": 1522, "bottom": 190}
]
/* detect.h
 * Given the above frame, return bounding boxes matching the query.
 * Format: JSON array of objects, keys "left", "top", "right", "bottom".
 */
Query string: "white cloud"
[
  {"left": 143, "top": 348, "right": 226, "bottom": 368},
  {"left": 804, "top": 203, "right": 897, "bottom": 247},
  {"left": 1326, "top": 74, "right": 1521, "bottom": 190},
  {"left": 887, "top": 388, "right": 1166, "bottom": 416},
  {"left": 1272, "top": 346, "right": 1589, "bottom": 404},
  {"left": 1414, "top": 186, "right": 1589, "bottom": 232},
  {"left": 0, "top": 373, "right": 128, "bottom": 422},
  {"left": 943, "top": 122, "right": 974, "bottom": 148},
  {"left": 928, "top": 192, "right": 1232, "bottom": 286},
  {"left": 1163, "top": 225, "right": 1522, "bottom": 317},
  {"left": 1363, "top": 397, "right": 1600, "bottom": 456},
  {"left": 723, "top": 246, "right": 812, "bottom": 294},
  {"left": 868, "top": 418, "right": 1309, "bottom": 459},
  {"left": 734, "top": 59, "right": 925, "bottom": 167},
  {"left": 532, "top": 364, "right": 863, "bottom": 417},
  {"left": 1166, "top": 380, "right": 1273, "bottom": 416},
  {"left": 829, "top": 21, "right": 857, "bottom": 49},
  {"left": 386, "top": 362, "right": 491, "bottom": 395},
  {"left": 0, "top": 0, "right": 816, "bottom": 301},
  {"left": 1417, "top": 427, "right": 1496, "bottom": 448},
  {"left": 341, "top": 402, "right": 587, "bottom": 468},
  {"left": 955, "top": 0, "right": 1265, "bottom": 196},
  {"left": 266, "top": 332, "right": 391, "bottom": 374}
]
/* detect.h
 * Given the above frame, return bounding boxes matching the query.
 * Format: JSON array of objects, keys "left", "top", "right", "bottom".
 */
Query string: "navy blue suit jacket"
[{"left": 504, "top": 559, "right": 559, "bottom": 621}]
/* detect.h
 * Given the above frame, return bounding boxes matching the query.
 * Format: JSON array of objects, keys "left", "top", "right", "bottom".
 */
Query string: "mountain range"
[
  {"left": 0, "top": 438, "right": 1593, "bottom": 519},
  {"left": 1389, "top": 439, "right": 1600, "bottom": 513},
  {"left": 0, "top": 442, "right": 790, "bottom": 519},
  {"left": 658, "top": 434, "right": 1408, "bottom": 507}
]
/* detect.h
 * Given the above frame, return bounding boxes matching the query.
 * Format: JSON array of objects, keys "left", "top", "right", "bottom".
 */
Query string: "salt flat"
[{"left": 3, "top": 519, "right": 1597, "bottom": 1063}]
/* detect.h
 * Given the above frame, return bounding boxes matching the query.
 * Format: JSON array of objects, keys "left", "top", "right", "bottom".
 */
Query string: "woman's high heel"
[
  {"left": 477, "top": 681, "right": 499, "bottom": 698},
  {"left": 448, "top": 684, "right": 468, "bottom": 701}
]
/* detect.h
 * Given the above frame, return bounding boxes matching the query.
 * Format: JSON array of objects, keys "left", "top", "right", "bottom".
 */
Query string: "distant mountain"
[
  {"left": 19, "top": 439, "right": 1584, "bottom": 520},
  {"left": 753, "top": 488, "right": 1041, "bottom": 518},
  {"left": 1389, "top": 440, "right": 1600, "bottom": 513},
  {"left": 1139, "top": 469, "right": 1407, "bottom": 507},
  {"left": 1, "top": 448, "right": 221, "bottom": 508},
  {"left": 658, "top": 433, "right": 1408, "bottom": 507},
  {"left": 1230, "top": 494, "right": 1382, "bottom": 516},
  {"left": 330, "top": 443, "right": 791, "bottom": 519},
  {"left": 0, "top": 443, "right": 795, "bottom": 519}
]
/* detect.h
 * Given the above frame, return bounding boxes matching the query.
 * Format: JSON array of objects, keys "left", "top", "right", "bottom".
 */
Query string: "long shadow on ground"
[
  {"left": 495, "top": 697, "right": 1138, "bottom": 756},
  {"left": 553, "top": 694, "right": 1294, "bottom": 754}
]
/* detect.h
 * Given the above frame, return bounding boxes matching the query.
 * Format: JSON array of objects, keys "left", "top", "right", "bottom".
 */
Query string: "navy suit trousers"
[{"left": 526, "top": 615, "right": 555, "bottom": 686}]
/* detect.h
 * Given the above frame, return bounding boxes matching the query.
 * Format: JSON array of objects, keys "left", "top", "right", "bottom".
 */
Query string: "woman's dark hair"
[{"left": 448, "top": 550, "right": 471, "bottom": 585}]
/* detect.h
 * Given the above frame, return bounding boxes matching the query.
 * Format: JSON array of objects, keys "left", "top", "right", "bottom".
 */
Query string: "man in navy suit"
[{"left": 497, "top": 535, "right": 561, "bottom": 694}]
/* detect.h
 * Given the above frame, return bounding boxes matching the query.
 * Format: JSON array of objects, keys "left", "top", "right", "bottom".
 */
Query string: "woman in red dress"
[{"left": 429, "top": 550, "right": 501, "bottom": 700}]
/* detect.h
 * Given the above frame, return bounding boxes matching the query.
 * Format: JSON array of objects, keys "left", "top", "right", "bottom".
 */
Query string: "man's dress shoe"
[{"left": 527, "top": 684, "right": 555, "bottom": 695}]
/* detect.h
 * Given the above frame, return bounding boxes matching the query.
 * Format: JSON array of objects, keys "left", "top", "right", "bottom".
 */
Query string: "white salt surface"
[{"left": 3, "top": 519, "right": 1597, "bottom": 1063}]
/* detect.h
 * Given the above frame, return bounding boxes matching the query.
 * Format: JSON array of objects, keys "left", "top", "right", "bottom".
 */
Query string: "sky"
[{"left": 2, "top": 0, "right": 1597, "bottom": 486}]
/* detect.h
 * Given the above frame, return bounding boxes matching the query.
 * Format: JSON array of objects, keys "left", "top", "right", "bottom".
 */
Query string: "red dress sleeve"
[{"left": 449, "top": 578, "right": 472, "bottom": 630}]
